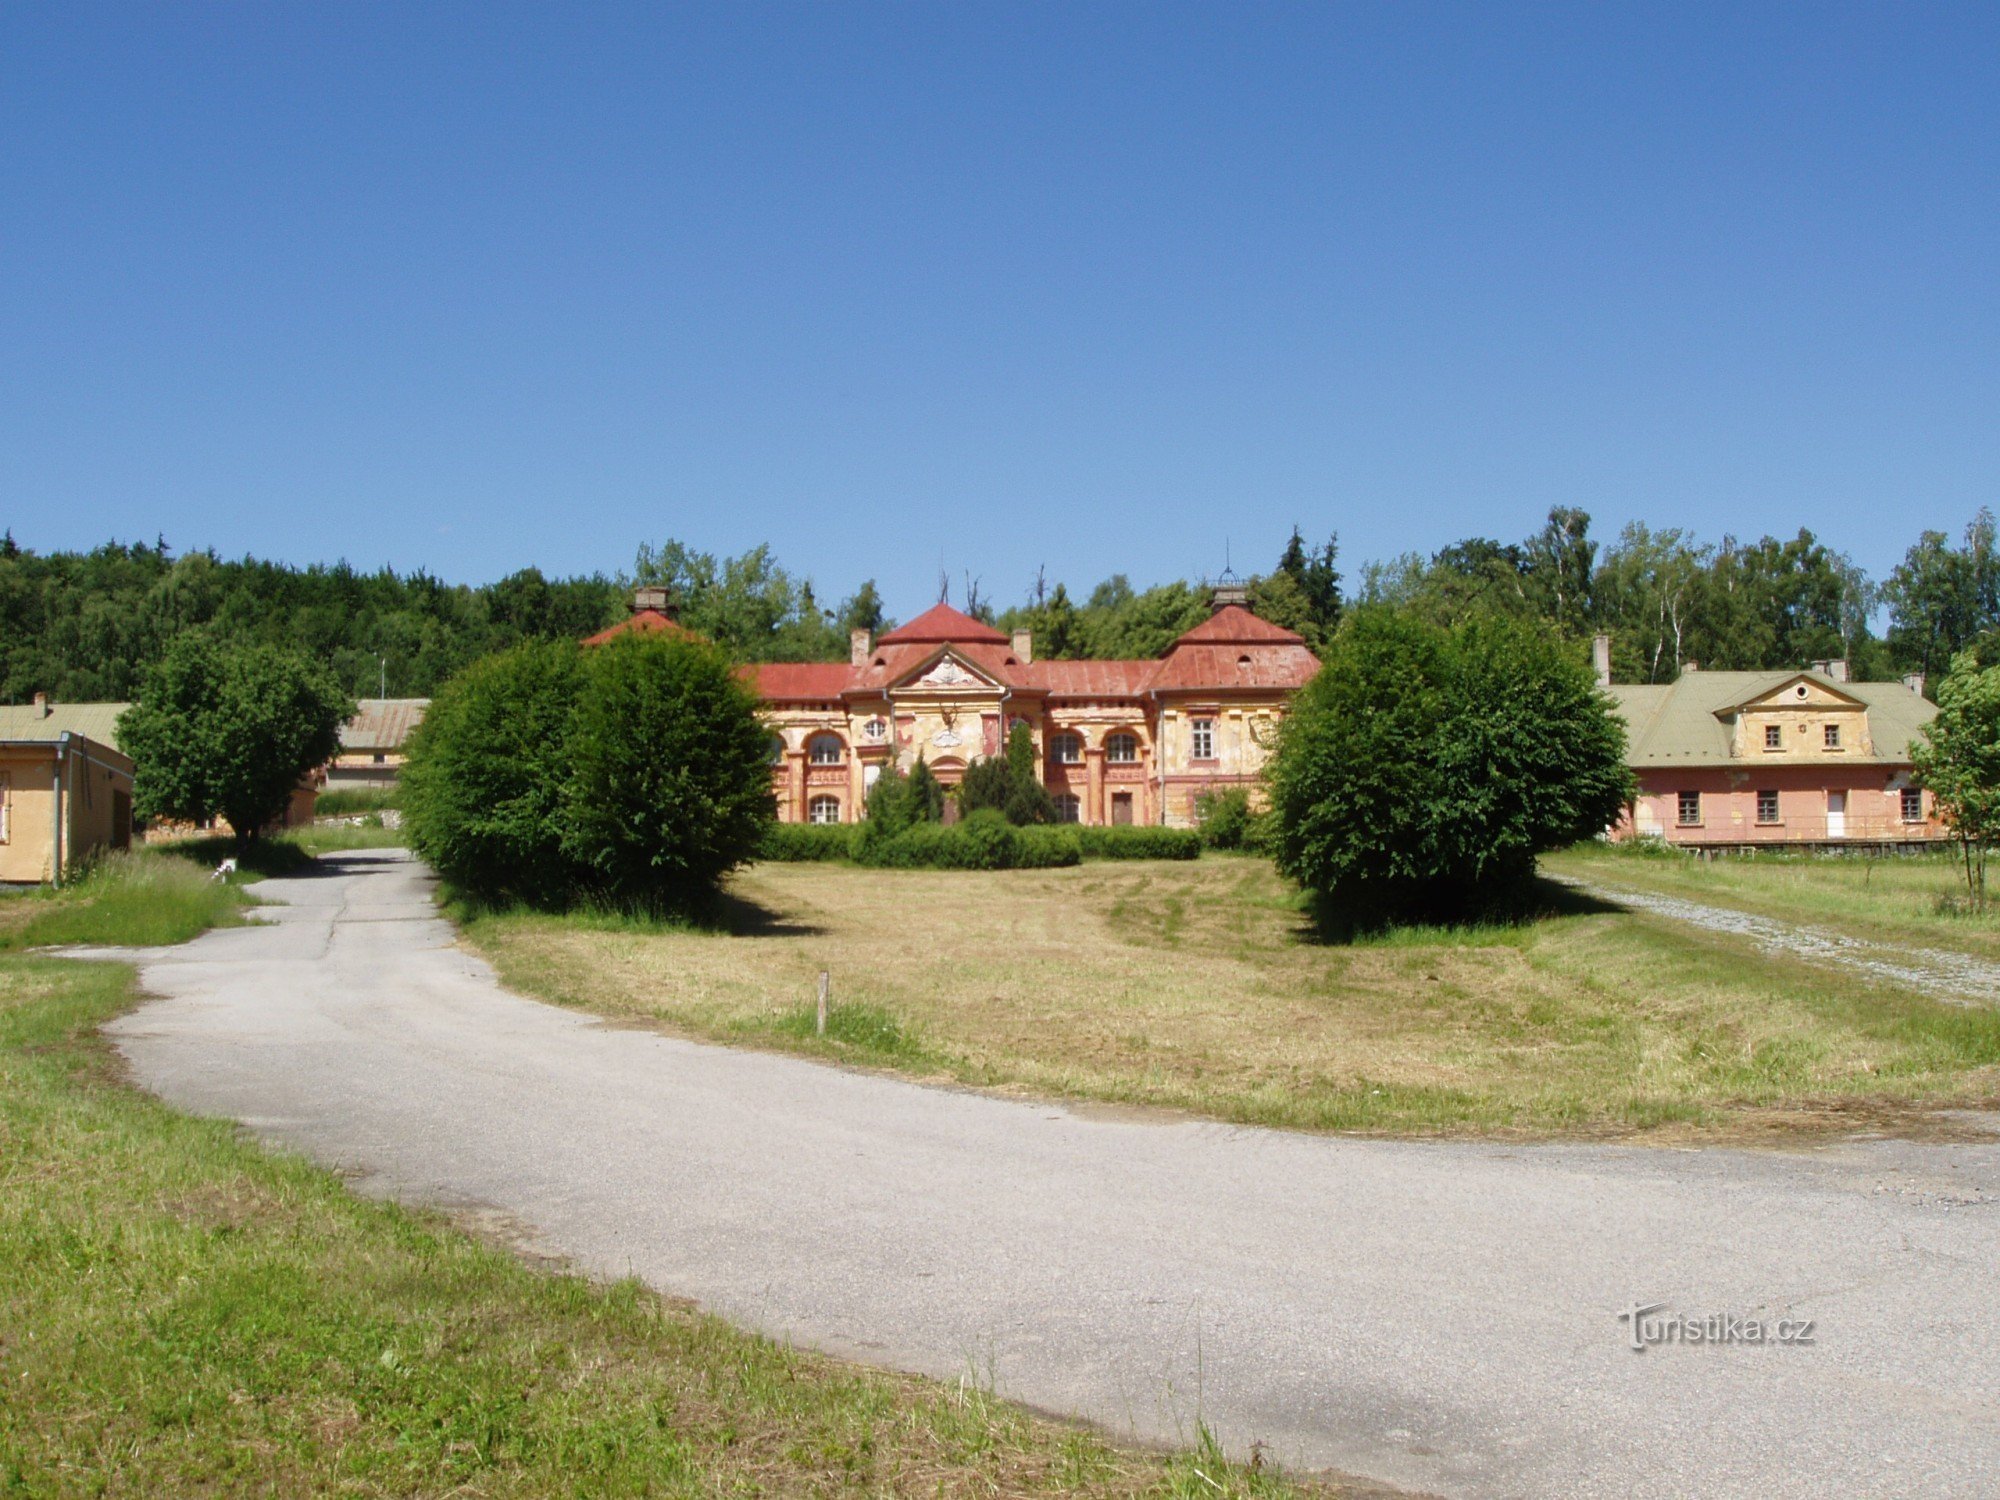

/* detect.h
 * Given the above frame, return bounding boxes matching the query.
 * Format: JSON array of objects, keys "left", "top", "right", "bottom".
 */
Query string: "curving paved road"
[{"left": 94, "top": 849, "right": 2000, "bottom": 1499}]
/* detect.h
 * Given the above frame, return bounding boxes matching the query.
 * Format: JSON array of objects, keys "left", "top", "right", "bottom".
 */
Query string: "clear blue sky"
[{"left": 4, "top": 2, "right": 1995, "bottom": 618}]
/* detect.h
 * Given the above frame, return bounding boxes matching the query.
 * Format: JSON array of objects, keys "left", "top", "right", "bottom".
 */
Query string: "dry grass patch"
[{"left": 468, "top": 858, "right": 2000, "bottom": 1141}]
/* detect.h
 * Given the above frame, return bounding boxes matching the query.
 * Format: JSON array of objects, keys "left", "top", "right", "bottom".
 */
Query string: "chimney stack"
[
  {"left": 1591, "top": 634, "right": 1612, "bottom": 688},
  {"left": 850, "top": 627, "right": 872, "bottom": 667},
  {"left": 1903, "top": 671, "right": 1928, "bottom": 699},
  {"left": 32, "top": 691, "right": 48, "bottom": 718},
  {"left": 1829, "top": 658, "right": 1849, "bottom": 683},
  {"left": 1011, "top": 628, "right": 1033, "bottom": 664}
]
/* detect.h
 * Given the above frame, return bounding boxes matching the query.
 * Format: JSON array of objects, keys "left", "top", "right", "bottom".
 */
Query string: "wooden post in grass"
[{"left": 816, "top": 971, "right": 829, "bottom": 1036}]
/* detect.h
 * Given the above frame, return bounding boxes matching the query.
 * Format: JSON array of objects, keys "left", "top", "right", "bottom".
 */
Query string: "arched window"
[
  {"left": 1054, "top": 793, "right": 1082, "bottom": 823},
  {"left": 1050, "top": 732, "right": 1083, "bottom": 765},
  {"left": 808, "top": 733, "right": 846, "bottom": 765},
  {"left": 808, "top": 795, "right": 842, "bottom": 824},
  {"left": 767, "top": 733, "right": 787, "bottom": 764},
  {"left": 1106, "top": 732, "right": 1139, "bottom": 764}
]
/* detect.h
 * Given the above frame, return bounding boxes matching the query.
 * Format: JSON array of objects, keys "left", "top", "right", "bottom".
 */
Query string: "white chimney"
[
  {"left": 1828, "top": 658, "right": 1849, "bottom": 683},
  {"left": 1591, "top": 634, "right": 1612, "bottom": 688},
  {"left": 850, "top": 627, "right": 871, "bottom": 667},
  {"left": 32, "top": 691, "right": 49, "bottom": 718},
  {"left": 1011, "top": 628, "right": 1033, "bottom": 664},
  {"left": 1903, "top": 672, "right": 1927, "bottom": 699}
]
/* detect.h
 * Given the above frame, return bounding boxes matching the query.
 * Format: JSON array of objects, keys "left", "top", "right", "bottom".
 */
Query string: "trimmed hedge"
[
  {"left": 757, "top": 815, "right": 1193, "bottom": 868},
  {"left": 760, "top": 824, "right": 856, "bottom": 862},
  {"left": 1072, "top": 826, "right": 1203, "bottom": 861}
]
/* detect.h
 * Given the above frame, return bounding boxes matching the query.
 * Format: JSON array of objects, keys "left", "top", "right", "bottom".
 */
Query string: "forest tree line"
[{"left": 4, "top": 508, "right": 1997, "bottom": 703}]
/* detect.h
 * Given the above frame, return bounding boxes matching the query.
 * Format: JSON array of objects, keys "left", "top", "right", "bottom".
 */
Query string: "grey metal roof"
[
  {"left": 340, "top": 699, "right": 430, "bottom": 752},
  {"left": 0, "top": 701, "right": 129, "bottom": 750},
  {"left": 1605, "top": 672, "right": 1934, "bottom": 767}
]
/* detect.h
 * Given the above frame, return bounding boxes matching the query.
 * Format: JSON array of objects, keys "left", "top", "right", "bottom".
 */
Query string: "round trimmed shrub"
[
  {"left": 1268, "top": 607, "right": 1631, "bottom": 925},
  {"left": 563, "top": 632, "right": 777, "bottom": 909},
  {"left": 403, "top": 633, "right": 775, "bottom": 912},
  {"left": 401, "top": 638, "right": 586, "bottom": 907}
]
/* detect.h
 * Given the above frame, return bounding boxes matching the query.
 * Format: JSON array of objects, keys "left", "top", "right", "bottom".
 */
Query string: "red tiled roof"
[
  {"left": 583, "top": 609, "right": 696, "bottom": 646},
  {"left": 1170, "top": 604, "right": 1305, "bottom": 646},
  {"left": 1147, "top": 641, "right": 1321, "bottom": 692},
  {"left": 746, "top": 662, "right": 856, "bottom": 701},
  {"left": 1015, "top": 659, "right": 1157, "bottom": 697},
  {"left": 876, "top": 603, "right": 1010, "bottom": 645},
  {"left": 722, "top": 601, "right": 1315, "bottom": 704}
]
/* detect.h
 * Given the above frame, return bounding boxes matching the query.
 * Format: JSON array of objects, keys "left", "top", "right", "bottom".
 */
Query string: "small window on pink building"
[
  {"left": 1764, "top": 724, "right": 1782, "bottom": 750},
  {"left": 1824, "top": 723, "right": 1841, "bottom": 749},
  {"left": 1677, "top": 791, "right": 1701, "bottom": 826},
  {"left": 1902, "top": 788, "right": 1923, "bottom": 822},
  {"left": 1757, "top": 789, "right": 1779, "bottom": 824}
]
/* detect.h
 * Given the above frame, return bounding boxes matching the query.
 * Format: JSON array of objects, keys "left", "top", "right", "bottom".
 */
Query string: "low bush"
[
  {"left": 1194, "top": 787, "right": 1252, "bottom": 849},
  {"left": 761, "top": 824, "right": 857, "bottom": 862},
  {"left": 1073, "top": 826, "right": 1203, "bottom": 861},
  {"left": 1013, "top": 826, "right": 1085, "bottom": 868}
]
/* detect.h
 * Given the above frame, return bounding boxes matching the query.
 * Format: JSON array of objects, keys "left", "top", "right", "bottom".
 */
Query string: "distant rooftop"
[
  {"left": 0, "top": 699, "right": 129, "bottom": 750},
  {"left": 341, "top": 698, "right": 429, "bottom": 752}
]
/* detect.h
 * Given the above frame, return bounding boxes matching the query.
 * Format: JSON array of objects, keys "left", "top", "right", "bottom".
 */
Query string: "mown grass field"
[
  {"left": 1547, "top": 841, "right": 2000, "bottom": 959},
  {"left": 0, "top": 855, "right": 1318, "bottom": 1497},
  {"left": 468, "top": 856, "right": 2000, "bottom": 1140}
]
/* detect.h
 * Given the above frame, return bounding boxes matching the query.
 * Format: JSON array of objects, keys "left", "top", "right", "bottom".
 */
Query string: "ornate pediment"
[{"left": 893, "top": 649, "right": 1000, "bottom": 691}]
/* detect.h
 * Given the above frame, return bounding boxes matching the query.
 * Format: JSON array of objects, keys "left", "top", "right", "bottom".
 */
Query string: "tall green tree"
[
  {"left": 1883, "top": 510, "right": 2000, "bottom": 685},
  {"left": 1912, "top": 652, "right": 2000, "bottom": 906},
  {"left": 121, "top": 636, "right": 352, "bottom": 844}
]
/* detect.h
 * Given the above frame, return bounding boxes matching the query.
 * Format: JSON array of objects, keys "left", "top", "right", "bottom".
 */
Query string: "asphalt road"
[{"left": 93, "top": 849, "right": 2000, "bottom": 1498}]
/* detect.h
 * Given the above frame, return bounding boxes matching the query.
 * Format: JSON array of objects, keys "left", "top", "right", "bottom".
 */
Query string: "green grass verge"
[
  {"left": 0, "top": 851, "right": 253, "bottom": 952},
  {"left": 0, "top": 856, "right": 1321, "bottom": 1496},
  {"left": 314, "top": 786, "right": 401, "bottom": 817},
  {"left": 1547, "top": 841, "right": 2000, "bottom": 961}
]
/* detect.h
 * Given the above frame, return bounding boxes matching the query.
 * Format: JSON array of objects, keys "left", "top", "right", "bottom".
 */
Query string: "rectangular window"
[
  {"left": 1824, "top": 723, "right": 1841, "bottom": 749},
  {"left": 1677, "top": 790, "right": 1701, "bottom": 826},
  {"left": 1902, "top": 787, "right": 1924, "bottom": 823},
  {"left": 1764, "top": 724, "right": 1782, "bottom": 750},
  {"left": 0, "top": 772, "right": 9, "bottom": 843},
  {"left": 1191, "top": 719, "right": 1215, "bottom": 761},
  {"left": 1757, "top": 789, "right": 1779, "bottom": 824}
]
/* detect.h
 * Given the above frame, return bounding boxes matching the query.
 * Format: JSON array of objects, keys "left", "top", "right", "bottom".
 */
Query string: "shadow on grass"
[
  {"left": 713, "top": 888, "right": 828, "bottom": 938},
  {"left": 444, "top": 882, "right": 827, "bottom": 940},
  {"left": 147, "top": 835, "right": 342, "bottom": 881},
  {"left": 1301, "top": 872, "right": 1624, "bottom": 946}
]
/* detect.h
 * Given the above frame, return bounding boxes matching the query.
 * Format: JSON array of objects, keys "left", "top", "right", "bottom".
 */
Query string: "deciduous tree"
[{"left": 121, "top": 636, "right": 351, "bottom": 844}]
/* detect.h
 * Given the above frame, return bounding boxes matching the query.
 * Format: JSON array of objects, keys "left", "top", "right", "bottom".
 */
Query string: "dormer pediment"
[
  {"left": 891, "top": 648, "right": 1003, "bottom": 692},
  {"left": 1719, "top": 673, "right": 1867, "bottom": 719}
]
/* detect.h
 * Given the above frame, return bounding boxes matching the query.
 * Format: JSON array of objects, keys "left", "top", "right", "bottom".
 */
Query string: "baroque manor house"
[
  {"left": 759, "top": 590, "right": 1321, "bottom": 828},
  {"left": 583, "top": 588, "right": 1945, "bottom": 848},
  {"left": 592, "top": 584, "right": 1321, "bottom": 828}
]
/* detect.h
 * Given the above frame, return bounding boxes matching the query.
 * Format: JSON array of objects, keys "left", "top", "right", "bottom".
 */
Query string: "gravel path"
[
  {"left": 1572, "top": 880, "right": 2000, "bottom": 1006},
  {"left": 85, "top": 849, "right": 2000, "bottom": 1499}
]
